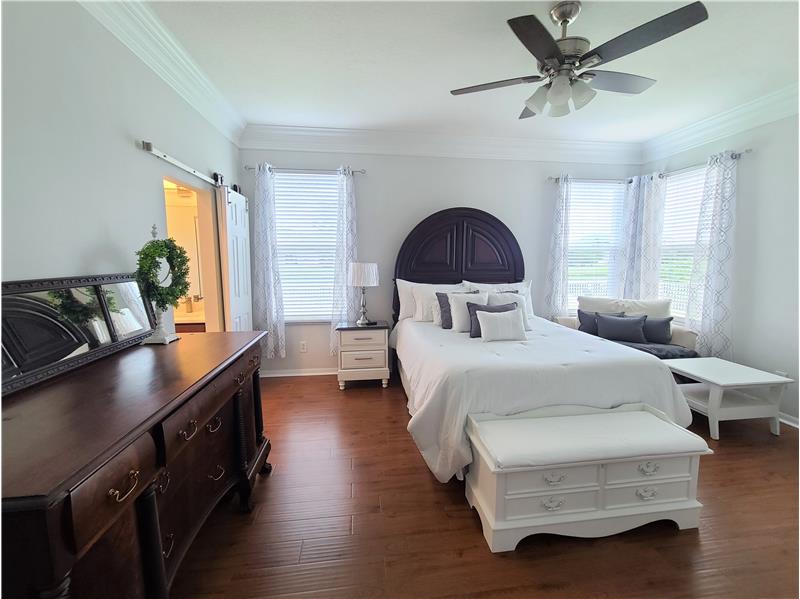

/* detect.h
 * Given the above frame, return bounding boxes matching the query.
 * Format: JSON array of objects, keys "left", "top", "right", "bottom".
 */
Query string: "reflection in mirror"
[
  {"left": 101, "top": 282, "right": 152, "bottom": 340},
  {"left": 2, "top": 287, "right": 111, "bottom": 379}
]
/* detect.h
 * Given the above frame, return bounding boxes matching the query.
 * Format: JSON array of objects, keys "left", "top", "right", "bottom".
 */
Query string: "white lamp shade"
[
  {"left": 348, "top": 262, "right": 379, "bottom": 287},
  {"left": 571, "top": 79, "right": 597, "bottom": 110},
  {"left": 525, "top": 85, "right": 550, "bottom": 114},
  {"left": 549, "top": 102, "right": 571, "bottom": 117}
]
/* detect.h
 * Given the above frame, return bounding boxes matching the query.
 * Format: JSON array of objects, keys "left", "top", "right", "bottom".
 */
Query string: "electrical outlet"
[{"left": 299, "top": 341, "right": 308, "bottom": 353}]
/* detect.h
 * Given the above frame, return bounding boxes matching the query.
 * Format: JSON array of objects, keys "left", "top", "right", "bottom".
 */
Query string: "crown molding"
[
  {"left": 239, "top": 124, "right": 643, "bottom": 165},
  {"left": 80, "top": 1, "right": 245, "bottom": 144},
  {"left": 642, "top": 85, "right": 798, "bottom": 163}
]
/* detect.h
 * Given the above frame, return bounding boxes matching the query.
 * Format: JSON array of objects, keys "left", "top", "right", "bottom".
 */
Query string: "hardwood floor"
[{"left": 171, "top": 375, "right": 798, "bottom": 599}]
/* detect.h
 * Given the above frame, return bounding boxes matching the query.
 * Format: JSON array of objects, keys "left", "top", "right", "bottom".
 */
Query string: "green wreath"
[{"left": 136, "top": 238, "right": 190, "bottom": 312}]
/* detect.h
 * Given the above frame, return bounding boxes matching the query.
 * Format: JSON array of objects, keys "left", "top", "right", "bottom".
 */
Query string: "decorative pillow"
[
  {"left": 432, "top": 301, "right": 442, "bottom": 326},
  {"left": 577, "top": 309, "right": 625, "bottom": 335},
  {"left": 467, "top": 301, "right": 518, "bottom": 338},
  {"left": 464, "top": 280, "right": 534, "bottom": 317},
  {"left": 596, "top": 314, "right": 648, "bottom": 343},
  {"left": 450, "top": 292, "right": 488, "bottom": 333},
  {"left": 436, "top": 290, "right": 479, "bottom": 329},
  {"left": 476, "top": 309, "right": 527, "bottom": 342},
  {"left": 578, "top": 296, "right": 671, "bottom": 318},
  {"left": 396, "top": 280, "right": 463, "bottom": 321},
  {"left": 411, "top": 283, "right": 465, "bottom": 321},
  {"left": 643, "top": 316, "right": 673, "bottom": 345},
  {"left": 487, "top": 292, "right": 532, "bottom": 331}
]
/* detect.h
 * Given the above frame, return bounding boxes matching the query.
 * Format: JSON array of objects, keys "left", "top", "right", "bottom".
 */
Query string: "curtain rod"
[{"left": 243, "top": 165, "right": 366, "bottom": 174}]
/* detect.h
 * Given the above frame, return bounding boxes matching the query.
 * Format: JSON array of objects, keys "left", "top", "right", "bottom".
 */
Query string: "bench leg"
[
  {"left": 708, "top": 386, "right": 723, "bottom": 441},
  {"left": 768, "top": 384, "right": 785, "bottom": 436}
]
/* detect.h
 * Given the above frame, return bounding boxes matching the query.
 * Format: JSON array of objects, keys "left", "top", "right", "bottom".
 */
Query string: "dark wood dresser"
[{"left": 2, "top": 332, "right": 271, "bottom": 599}]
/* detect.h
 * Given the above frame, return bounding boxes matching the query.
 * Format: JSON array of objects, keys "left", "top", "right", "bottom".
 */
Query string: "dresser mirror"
[{"left": 2, "top": 274, "right": 155, "bottom": 395}]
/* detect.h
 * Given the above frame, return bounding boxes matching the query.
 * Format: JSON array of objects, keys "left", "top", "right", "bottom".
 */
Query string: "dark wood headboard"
[{"left": 393, "top": 207, "right": 524, "bottom": 322}]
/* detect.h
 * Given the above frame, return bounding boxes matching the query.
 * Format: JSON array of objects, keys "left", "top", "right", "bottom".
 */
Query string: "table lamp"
[{"left": 348, "top": 262, "right": 379, "bottom": 326}]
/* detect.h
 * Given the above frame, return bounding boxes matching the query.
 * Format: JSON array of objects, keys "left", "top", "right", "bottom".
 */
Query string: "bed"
[{"left": 391, "top": 208, "right": 692, "bottom": 483}]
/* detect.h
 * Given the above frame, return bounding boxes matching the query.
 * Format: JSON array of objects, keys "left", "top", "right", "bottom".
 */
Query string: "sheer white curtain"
[
  {"left": 617, "top": 172, "right": 666, "bottom": 299},
  {"left": 329, "top": 166, "right": 359, "bottom": 353},
  {"left": 544, "top": 174, "right": 571, "bottom": 320},
  {"left": 252, "top": 164, "right": 286, "bottom": 359},
  {"left": 686, "top": 152, "right": 738, "bottom": 358}
]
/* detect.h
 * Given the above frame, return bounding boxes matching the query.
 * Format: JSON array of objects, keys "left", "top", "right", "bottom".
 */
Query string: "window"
[
  {"left": 273, "top": 171, "right": 339, "bottom": 321},
  {"left": 566, "top": 179, "right": 626, "bottom": 312},
  {"left": 659, "top": 167, "right": 706, "bottom": 323}
]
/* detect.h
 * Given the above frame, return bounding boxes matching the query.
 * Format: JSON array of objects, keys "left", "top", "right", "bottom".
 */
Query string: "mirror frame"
[{"left": 2, "top": 273, "right": 156, "bottom": 396}]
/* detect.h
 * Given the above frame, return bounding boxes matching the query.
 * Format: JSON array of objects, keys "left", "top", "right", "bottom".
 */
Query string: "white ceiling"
[{"left": 151, "top": 1, "right": 798, "bottom": 143}]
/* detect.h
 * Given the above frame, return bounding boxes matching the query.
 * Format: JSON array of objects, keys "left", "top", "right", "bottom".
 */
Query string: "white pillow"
[
  {"left": 432, "top": 301, "right": 442, "bottom": 326},
  {"left": 396, "top": 280, "right": 463, "bottom": 321},
  {"left": 577, "top": 296, "right": 671, "bottom": 318},
  {"left": 450, "top": 291, "right": 488, "bottom": 333},
  {"left": 487, "top": 292, "right": 532, "bottom": 331},
  {"left": 464, "top": 280, "right": 534, "bottom": 317},
  {"left": 477, "top": 309, "right": 527, "bottom": 342}
]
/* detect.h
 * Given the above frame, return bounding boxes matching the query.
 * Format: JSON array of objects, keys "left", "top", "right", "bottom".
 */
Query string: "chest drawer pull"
[
  {"left": 162, "top": 533, "right": 175, "bottom": 559},
  {"left": 206, "top": 416, "right": 223, "bottom": 433},
  {"left": 208, "top": 465, "right": 226, "bottom": 481},
  {"left": 542, "top": 496, "right": 565, "bottom": 511},
  {"left": 637, "top": 461, "right": 660, "bottom": 476},
  {"left": 178, "top": 419, "right": 198, "bottom": 441},
  {"left": 107, "top": 470, "right": 140, "bottom": 503},
  {"left": 636, "top": 487, "right": 658, "bottom": 501},
  {"left": 354, "top": 357, "right": 373, "bottom": 361},
  {"left": 544, "top": 472, "right": 567, "bottom": 486},
  {"left": 156, "top": 470, "right": 171, "bottom": 494},
  {"left": 234, "top": 372, "right": 246, "bottom": 386}
]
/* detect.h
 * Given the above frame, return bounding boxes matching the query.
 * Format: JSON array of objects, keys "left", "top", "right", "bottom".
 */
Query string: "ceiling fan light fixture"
[
  {"left": 549, "top": 102, "right": 571, "bottom": 117},
  {"left": 571, "top": 78, "right": 597, "bottom": 110},
  {"left": 547, "top": 74, "right": 572, "bottom": 106},
  {"left": 525, "top": 85, "right": 550, "bottom": 114}
]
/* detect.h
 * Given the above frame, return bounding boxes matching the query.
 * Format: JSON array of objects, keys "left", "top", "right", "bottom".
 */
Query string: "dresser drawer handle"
[
  {"left": 354, "top": 357, "right": 373, "bottom": 361},
  {"left": 208, "top": 465, "right": 226, "bottom": 481},
  {"left": 107, "top": 470, "right": 140, "bottom": 503},
  {"left": 156, "top": 470, "right": 171, "bottom": 494},
  {"left": 162, "top": 533, "right": 175, "bottom": 559},
  {"left": 636, "top": 487, "right": 658, "bottom": 501},
  {"left": 249, "top": 355, "right": 261, "bottom": 368},
  {"left": 206, "top": 416, "right": 223, "bottom": 433},
  {"left": 542, "top": 496, "right": 565, "bottom": 511},
  {"left": 637, "top": 461, "right": 661, "bottom": 476},
  {"left": 234, "top": 372, "right": 246, "bottom": 386},
  {"left": 543, "top": 472, "right": 567, "bottom": 486},
  {"left": 352, "top": 337, "right": 373, "bottom": 341},
  {"left": 178, "top": 419, "right": 198, "bottom": 441}
]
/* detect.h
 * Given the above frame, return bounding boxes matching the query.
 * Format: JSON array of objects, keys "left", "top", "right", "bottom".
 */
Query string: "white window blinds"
[
  {"left": 273, "top": 171, "right": 339, "bottom": 322},
  {"left": 659, "top": 167, "right": 706, "bottom": 322},
  {"left": 566, "top": 179, "right": 626, "bottom": 312}
]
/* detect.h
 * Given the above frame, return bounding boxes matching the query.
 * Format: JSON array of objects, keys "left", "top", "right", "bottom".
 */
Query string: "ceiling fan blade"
[
  {"left": 580, "top": 1, "right": 708, "bottom": 68},
  {"left": 507, "top": 15, "right": 564, "bottom": 65},
  {"left": 519, "top": 107, "right": 536, "bottom": 119},
  {"left": 584, "top": 70, "right": 656, "bottom": 94},
  {"left": 451, "top": 75, "right": 543, "bottom": 96}
]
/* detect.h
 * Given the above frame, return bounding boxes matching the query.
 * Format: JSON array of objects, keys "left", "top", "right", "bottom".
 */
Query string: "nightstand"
[{"left": 336, "top": 321, "right": 390, "bottom": 390}]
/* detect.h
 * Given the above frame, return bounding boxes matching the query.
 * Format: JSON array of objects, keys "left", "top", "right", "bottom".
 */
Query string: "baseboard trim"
[
  {"left": 260, "top": 368, "right": 337, "bottom": 378},
  {"left": 779, "top": 412, "right": 798, "bottom": 428}
]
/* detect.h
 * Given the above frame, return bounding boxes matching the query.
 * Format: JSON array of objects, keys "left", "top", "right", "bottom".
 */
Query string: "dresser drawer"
[
  {"left": 605, "top": 456, "right": 692, "bottom": 484},
  {"left": 505, "top": 465, "right": 599, "bottom": 494},
  {"left": 604, "top": 480, "right": 691, "bottom": 509},
  {"left": 340, "top": 350, "right": 387, "bottom": 370},
  {"left": 340, "top": 329, "right": 387, "bottom": 349},
  {"left": 163, "top": 381, "right": 233, "bottom": 462},
  {"left": 506, "top": 489, "right": 599, "bottom": 520},
  {"left": 70, "top": 432, "right": 158, "bottom": 551}
]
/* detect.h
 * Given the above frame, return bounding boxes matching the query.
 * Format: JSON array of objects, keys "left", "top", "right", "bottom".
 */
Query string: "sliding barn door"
[{"left": 217, "top": 186, "right": 253, "bottom": 331}]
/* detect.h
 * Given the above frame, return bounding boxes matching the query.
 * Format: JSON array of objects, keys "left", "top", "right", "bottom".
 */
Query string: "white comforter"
[{"left": 392, "top": 317, "right": 692, "bottom": 482}]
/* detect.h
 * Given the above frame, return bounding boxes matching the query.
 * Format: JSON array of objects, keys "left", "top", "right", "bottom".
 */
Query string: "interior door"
[{"left": 217, "top": 186, "right": 253, "bottom": 331}]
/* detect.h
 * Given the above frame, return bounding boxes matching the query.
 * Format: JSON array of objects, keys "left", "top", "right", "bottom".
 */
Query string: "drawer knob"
[
  {"left": 208, "top": 465, "right": 226, "bottom": 481},
  {"left": 542, "top": 496, "right": 565, "bottom": 511},
  {"left": 178, "top": 419, "right": 198, "bottom": 441},
  {"left": 156, "top": 470, "right": 171, "bottom": 494},
  {"left": 637, "top": 461, "right": 661, "bottom": 476},
  {"left": 636, "top": 486, "right": 658, "bottom": 501},
  {"left": 162, "top": 533, "right": 175, "bottom": 559},
  {"left": 543, "top": 472, "right": 567, "bottom": 486},
  {"left": 206, "top": 416, "right": 223, "bottom": 433},
  {"left": 234, "top": 372, "right": 246, "bottom": 386},
  {"left": 107, "top": 469, "right": 140, "bottom": 504}
]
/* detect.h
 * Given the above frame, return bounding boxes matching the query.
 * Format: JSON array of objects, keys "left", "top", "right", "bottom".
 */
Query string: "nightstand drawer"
[
  {"left": 340, "top": 329, "right": 387, "bottom": 348},
  {"left": 340, "top": 350, "right": 386, "bottom": 370}
]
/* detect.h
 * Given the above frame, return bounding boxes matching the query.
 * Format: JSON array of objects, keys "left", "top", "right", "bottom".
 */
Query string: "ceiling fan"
[{"left": 450, "top": 1, "right": 708, "bottom": 118}]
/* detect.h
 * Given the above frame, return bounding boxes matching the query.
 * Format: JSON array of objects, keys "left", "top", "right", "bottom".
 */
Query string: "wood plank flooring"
[{"left": 171, "top": 375, "right": 798, "bottom": 599}]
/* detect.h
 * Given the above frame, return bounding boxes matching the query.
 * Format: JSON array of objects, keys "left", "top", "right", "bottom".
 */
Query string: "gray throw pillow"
[
  {"left": 643, "top": 316, "right": 673, "bottom": 345},
  {"left": 596, "top": 314, "right": 648, "bottom": 343},
  {"left": 436, "top": 291, "right": 479, "bottom": 329},
  {"left": 466, "top": 302, "right": 518, "bottom": 338},
  {"left": 577, "top": 309, "right": 625, "bottom": 335}
]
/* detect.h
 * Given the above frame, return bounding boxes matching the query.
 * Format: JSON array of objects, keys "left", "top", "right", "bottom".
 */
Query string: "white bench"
[{"left": 465, "top": 407, "right": 711, "bottom": 552}]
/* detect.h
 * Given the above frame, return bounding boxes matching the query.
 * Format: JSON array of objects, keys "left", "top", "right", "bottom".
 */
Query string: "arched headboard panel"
[{"left": 393, "top": 207, "right": 524, "bottom": 322}]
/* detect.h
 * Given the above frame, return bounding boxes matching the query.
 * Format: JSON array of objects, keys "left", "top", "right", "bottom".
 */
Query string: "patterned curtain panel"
[
  {"left": 252, "top": 164, "right": 286, "bottom": 359},
  {"left": 329, "top": 166, "right": 359, "bottom": 354},
  {"left": 617, "top": 172, "right": 666, "bottom": 299},
  {"left": 544, "top": 174, "right": 571, "bottom": 320},
  {"left": 686, "top": 152, "right": 738, "bottom": 358}
]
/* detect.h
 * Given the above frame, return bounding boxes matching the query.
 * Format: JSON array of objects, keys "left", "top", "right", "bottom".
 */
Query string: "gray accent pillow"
[
  {"left": 466, "top": 301, "right": 518, "bottom": 338},
  {"left": 436, "top": 291, "right": 479, "bottom": 329},
  {"left": 577, "top": 309, "right": 625, "bottom": 335},
  {"left": 596, "top": 314, "right": 648, "bottom": 343},
  {"left": 643, "top": 316, "right": 674, "bottom": 345}
]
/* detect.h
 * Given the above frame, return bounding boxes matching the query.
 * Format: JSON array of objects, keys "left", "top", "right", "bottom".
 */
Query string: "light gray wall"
[
  {"left": 2, "top": 2, "right": 239, "bottom": 282},
  {"left": 643, "top": 115, "right": 799, "bottom": 418},
  {"left": 239, "top": 148, "right": 637, "bottom": 374}
]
